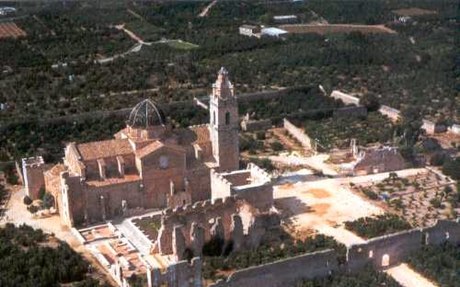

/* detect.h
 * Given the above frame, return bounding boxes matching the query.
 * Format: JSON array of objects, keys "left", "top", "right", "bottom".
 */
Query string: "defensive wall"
[
  {"left": 209, "top": 249, "right": 338, "bottom": 287},
  {"left": 204, "top": 219, "right": 460, "bottom": 287}
]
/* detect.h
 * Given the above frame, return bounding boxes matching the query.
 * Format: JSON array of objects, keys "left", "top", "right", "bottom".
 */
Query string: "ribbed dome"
[{"left": 127, "top": 99, "right": 166, "bottom": 128}]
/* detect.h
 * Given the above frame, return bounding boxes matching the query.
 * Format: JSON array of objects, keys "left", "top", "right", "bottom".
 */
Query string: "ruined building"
[{"left": 23, "top": 68, "right": 272, "bottom": 227}]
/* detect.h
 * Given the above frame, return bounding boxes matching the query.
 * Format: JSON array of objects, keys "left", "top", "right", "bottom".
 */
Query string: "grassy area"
[{"left": 165, "top": 39, "right": 199, "bottom": 50}]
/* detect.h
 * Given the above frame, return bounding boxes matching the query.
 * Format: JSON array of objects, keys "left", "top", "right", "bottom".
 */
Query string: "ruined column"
[
  {"left": 192, "top": 257, "right": 203, "bottom": 287},
  {"left": 230, "top": 214, "right": 244, "bottom": 252},
  {"left": 158, "top": 217, "right": 173, "bottom": 255},
  {"left": 190, "top": 222, "right": 205, "bottom": 256},
  {"left": 173, "top": 225, "right": 186, "bottom": 261},
  {"left": 210, "top": 217, "right": 225, "bottom": 240}
]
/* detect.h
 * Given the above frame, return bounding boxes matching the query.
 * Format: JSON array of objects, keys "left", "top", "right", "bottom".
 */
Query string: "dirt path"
[
  {"left": 385, "top": 263, "right": 439, "bottom": 287},
  {"left": 127, "top": 9, "right": 145, "bottom": 21},
  {"left": 199, "top": 0, "right": 218, "bottom": 17}
]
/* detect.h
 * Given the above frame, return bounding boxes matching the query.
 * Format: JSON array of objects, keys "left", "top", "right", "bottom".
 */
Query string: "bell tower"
[{"left": 209, "top": 67, "right": 239, "bottom": 172}]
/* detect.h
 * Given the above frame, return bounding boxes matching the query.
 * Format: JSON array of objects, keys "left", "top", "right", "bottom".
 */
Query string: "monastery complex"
[{"left": 22, "top": 68, "right": 273, "bottom": 228}]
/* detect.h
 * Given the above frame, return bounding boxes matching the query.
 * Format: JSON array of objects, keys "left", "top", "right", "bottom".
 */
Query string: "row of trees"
[{"left": 344, "top": 214, "right": 412, "bottom": 239}]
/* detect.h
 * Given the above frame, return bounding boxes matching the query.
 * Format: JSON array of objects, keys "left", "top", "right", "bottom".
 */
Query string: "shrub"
[
  {"left": 362, "top": 188, "right": 378, "bottom": 200},
  {"left": 255, "top": 131, "right": 266, "bottom": 140},
  {"left": 23, "top": 195, "right": 32, "bottom": 205},
  {"left": 345, "top": 214, "right": 411, "bottom": 239},
  {"left": 270, "top": 141, "right": 284, "bottom": 152}
]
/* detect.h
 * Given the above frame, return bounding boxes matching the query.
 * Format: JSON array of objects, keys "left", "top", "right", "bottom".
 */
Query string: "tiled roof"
[
  {"left": 135, "top": 141, "right": 164, "bottom": 158},
  {"left": 45, "top": 164, "right": 66, "bottom": 177},
  {"left": 76, "top": 139, "right": 133, "bottom": 161},
  {"left": 179, "top": 125, "right": 210, "bottom": 145},
  {"left": 136, "top": 140, "right": 186, "bottom": 158}
]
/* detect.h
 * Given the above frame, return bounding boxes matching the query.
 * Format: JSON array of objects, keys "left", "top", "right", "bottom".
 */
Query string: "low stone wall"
[
  {"left": 333, "top": 106, "right": 367, "bottom": 118},
  {"left": 330, "top": 90, "right": 360, "bottom": 106},
  {"left": 209, "top": 249, "right": 338, "bottom": 287},
  {"left": 283, "top": 118, "right": 314, "bottom": 150},
  {"left": 241, "top": 118, "right": 272, "bottom": 132},
  {"left": 378, "top": 105, "right": 401, "bottom": 122},
  {"left": 147, "top": 257, "right": 202, "bottom": 287}
]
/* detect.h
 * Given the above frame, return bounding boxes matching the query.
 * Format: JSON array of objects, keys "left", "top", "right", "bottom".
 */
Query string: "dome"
[{"left": 127, "top": 99, "right": 166, "bottom": 128}]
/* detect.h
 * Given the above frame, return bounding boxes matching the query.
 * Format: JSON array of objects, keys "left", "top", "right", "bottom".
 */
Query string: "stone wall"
[
  {"left": 211, "top": 164, "right": 273, "bottom": 211},
  {"left": 330, "top": 90, "right": 360, "bottom": 106},
  {"left": 241, "top": 118, "right": 272, "bottom": 132},
  {"left": 205, "top": 219, "right": 460, "bottom": 287},
  {"left": 378, "top": 105, "right": 401, "bottom": 122},
  {"left": 147, "top": 257, "right": 202, "bottom": 287},
  {"left": 283, "top": 118, "right": 314, "bottom": 150},
  {"left": 157, "top": 196, "right": 240, "bottom": 256},
  {"left": 208, "top": 249, "right": 338, "bottom": 287},
  {"left": 333, "top": 106, "right": 367, "bottom": 118},
  {"left": 422, "top": 119, "right": 447, "bottom": 134},
  {"left": 155, "top": 196, "right": 277, "bottom": 260}
]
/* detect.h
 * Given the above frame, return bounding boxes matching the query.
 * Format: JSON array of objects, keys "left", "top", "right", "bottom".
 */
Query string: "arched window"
[{"left": 225, "top": 112, "right": 230, "bottom": 125}]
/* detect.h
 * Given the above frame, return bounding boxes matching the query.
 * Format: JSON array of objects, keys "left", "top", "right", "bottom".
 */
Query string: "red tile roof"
[{"left": 76, "top": 139, "right": 133, "bottom": 161}]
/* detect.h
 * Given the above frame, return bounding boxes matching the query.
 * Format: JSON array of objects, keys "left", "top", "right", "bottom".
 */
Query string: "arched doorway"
[{"left": 381, "top": 254, "right": 390, "bottom": 267}]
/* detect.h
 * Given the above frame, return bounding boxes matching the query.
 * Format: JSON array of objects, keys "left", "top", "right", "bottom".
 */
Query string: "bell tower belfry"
[{"left": 209, "top": 67, "right": 239, "bottom": 172}]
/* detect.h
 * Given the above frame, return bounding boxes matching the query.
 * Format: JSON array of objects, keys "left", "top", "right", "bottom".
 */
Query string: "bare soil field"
[
  {"left": 392, "top": 8, "right": 437, "bottom": 17},
  {"left": 0, "top": 22, "right": 26, "bottom": 39},
  {"left": 280, "top": 24, "right": 397, "bottom": 35}
]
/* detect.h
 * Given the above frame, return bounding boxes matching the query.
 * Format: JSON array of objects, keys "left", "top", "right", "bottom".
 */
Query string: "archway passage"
[{"left": 382, "top": 254, "right": 390, "bottom": 267}]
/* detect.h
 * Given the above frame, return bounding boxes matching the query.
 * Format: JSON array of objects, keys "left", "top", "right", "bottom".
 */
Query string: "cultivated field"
[
  {"left": 352, "top": 169, "right": 458, "bottom": 227},
  {"left": 0, "top": 22, "right": 26, "bottom": 39},
  {"left": 280, "top": 24, "right": 397, "bottom": 35}
]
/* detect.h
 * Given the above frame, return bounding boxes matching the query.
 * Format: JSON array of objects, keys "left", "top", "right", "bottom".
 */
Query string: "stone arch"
[{"left": 381, "top": 254, "right": 390, "bottom": 267}]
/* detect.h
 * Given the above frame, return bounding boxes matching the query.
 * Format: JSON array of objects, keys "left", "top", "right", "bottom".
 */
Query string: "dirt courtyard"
[{"left": 274, "top": 176, "right": 384, "bottom": 246}]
